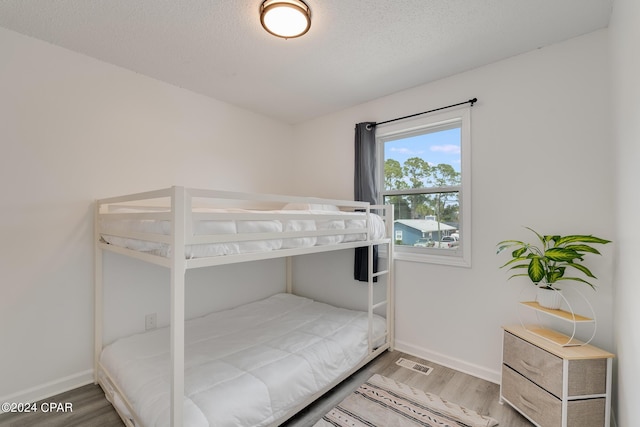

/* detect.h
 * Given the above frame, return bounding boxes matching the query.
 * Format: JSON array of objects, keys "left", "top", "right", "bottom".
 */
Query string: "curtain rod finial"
[{"left": 470, "top": 98, "right": 477, "bottom": 106}]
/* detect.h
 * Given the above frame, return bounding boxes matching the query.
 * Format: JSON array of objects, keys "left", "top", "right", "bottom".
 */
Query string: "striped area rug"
[{"left": 314, "top": 374, "right": 499, "bottom": 427}]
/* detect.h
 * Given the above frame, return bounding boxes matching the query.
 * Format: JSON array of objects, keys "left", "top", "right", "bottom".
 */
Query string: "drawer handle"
[
  {"left": 519, "top": 360, "right": 541, "bottom": 375},
  {"left": 519, "top": 395, "right": 540, "bottom": 413}
]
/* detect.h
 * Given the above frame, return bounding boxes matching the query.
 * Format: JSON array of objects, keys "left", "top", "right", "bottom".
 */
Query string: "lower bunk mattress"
[{"left": 99, "top": 293, "right": 387, "bottom": 427}]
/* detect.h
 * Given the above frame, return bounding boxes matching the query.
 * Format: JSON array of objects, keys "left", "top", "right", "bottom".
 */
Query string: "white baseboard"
[
  {"left": 0, "top": 370, "right": 94, "bottom": 413},
  {"left": 394, "top": 340, "right": 501, "bottom": 384}
]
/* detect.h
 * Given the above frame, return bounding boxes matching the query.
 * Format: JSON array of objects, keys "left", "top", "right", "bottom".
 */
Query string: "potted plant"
[{"left": 497, "top": 227, "right": 611, "bottom": 309}]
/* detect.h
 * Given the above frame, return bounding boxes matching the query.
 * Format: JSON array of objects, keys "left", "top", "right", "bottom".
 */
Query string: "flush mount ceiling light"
[{"left": 260, "top": 0, "right": 311, "bottom": 39}]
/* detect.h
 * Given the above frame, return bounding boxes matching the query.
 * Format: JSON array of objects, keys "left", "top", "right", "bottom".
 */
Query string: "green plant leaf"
[
  {"left": 499, "top": 257, "right": 529, "bottom": 269},
  {"left": 507, "top": 272, "right": 530, "bottom": 281},
  {"left": 528, "top": 257, "right": 545, "bottom": 282},
  {"left": 496, "top": 240, "right": 527, "bottom": 254},
  {"left": 548, "top": 269, "right": 564, "bottom": 283},
  {"left": 566, "top": 262, "right": 597, "bottom": 278},
  {"left": 512, "top": 247, "right": 528, "bottom": 258},
  {"left": 555, "top": 235, "right": 611, "bottom": 246},
  {"left": 555, "top": 276, "right": 597, "bottom": 290},
  {"left": 544, "top": 247, "right": 582, "bottom": 262},
  {"left": 545, "top": 235, "right": 561, "bottom": 247},
  {"left": 497, "top": 240, "right": 526, "bottom": 246},
  {"left": 563, "top": 244, "right": 602, "bottom": 255}
]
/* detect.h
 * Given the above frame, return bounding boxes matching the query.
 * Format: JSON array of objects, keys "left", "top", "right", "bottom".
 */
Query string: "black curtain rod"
[{"left": 370, "top": 97, "right": 477, "bottom": 128}]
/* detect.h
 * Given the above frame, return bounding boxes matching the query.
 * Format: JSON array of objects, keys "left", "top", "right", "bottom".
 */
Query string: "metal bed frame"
[{"left": 94, "top": 186, "right": 394, "bottom": 427}]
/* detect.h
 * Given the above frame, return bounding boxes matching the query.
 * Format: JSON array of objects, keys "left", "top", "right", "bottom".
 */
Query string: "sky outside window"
[{"left": 384, "top": 127, "right": 461, "bottom": 177}]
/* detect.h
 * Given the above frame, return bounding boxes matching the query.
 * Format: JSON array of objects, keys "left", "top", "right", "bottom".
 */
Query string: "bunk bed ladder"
[{"left": 367, "top": 205, "right": 394, "bottom": 354}]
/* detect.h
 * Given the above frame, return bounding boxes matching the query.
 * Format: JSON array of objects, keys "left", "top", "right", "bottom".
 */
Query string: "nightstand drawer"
[
  {"left": 502, "top": 365, "right": 607, "bottom": 427},
  {"left": 503, "top": 331, "right": 563, "bottom": 397},
  {"left": 502, "top": 365, "right": 561, "bottom": 427}
]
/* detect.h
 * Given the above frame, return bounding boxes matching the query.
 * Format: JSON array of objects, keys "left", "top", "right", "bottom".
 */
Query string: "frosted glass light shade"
[{"left": 260, "top": 0, "right": 311, "bottom": 39}]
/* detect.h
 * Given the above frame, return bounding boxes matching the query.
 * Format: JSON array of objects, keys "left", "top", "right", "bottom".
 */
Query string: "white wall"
[
  {"left": 0, "top": 27, "right": 294, "bottom": 402},
  {"left": 610, "top": 0, "right": 640, "bottom": 424},
  {"left": 292, "top": 30, "right": 615, "bottom": 382}
]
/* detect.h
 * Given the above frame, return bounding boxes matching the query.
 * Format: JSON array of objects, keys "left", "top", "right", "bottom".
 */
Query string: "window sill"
[{"left": 393, "top": 249, "right": 471, "bottom": 268}]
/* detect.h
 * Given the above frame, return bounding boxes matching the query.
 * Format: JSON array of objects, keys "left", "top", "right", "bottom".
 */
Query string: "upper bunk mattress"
[
  {"left": 99, "top": 208, "right": 386, "bottom": 259},
  {"left": 99, "top": 293, "right": 387, "bottom": 427}
]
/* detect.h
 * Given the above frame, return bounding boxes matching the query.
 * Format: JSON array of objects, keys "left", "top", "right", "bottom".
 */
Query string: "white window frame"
[{"left": 377, "top": 107, "right": 471, "bottom": 267}]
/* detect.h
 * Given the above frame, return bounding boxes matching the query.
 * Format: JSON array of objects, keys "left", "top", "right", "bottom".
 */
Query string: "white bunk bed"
[{"left": 94, "top": 186, "right": 394, "bottom": 427}]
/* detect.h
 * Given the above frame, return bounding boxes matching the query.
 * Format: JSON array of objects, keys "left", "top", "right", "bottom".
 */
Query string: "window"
[{"left": 377, "top": 108, "right": 471, "bottom": 266}]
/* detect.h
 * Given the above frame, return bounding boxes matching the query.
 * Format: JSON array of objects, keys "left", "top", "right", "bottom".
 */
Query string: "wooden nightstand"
[{"left": 501, "top": 325, "right": 614, "bottom": 427}]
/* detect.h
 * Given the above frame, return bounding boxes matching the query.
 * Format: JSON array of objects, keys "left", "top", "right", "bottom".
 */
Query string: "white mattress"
[
  {"left": 100, "top": 209, "right": 386, "bottom": 259},
  {"left": 100, "top": 293, "right": 387, "bottom": 427}
]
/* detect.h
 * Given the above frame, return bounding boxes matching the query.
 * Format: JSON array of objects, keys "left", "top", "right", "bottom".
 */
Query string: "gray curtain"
[{"left": 354, "top": 122, "right": 378, "bottom": 282}]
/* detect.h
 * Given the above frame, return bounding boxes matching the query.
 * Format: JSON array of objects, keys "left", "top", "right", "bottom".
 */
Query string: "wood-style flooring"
[{"left": 0, "top": 351, "right": 532, "bottom": 426}]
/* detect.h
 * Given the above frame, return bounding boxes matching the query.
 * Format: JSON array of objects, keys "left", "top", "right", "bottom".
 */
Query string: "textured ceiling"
[{"left": 0, "top": 0, "right": 612, "bottom": 124}]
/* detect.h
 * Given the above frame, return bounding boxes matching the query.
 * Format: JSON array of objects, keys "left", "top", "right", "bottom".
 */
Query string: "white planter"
[{"left": 537, "top": 287, "right": 563, "bottom": 309}]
